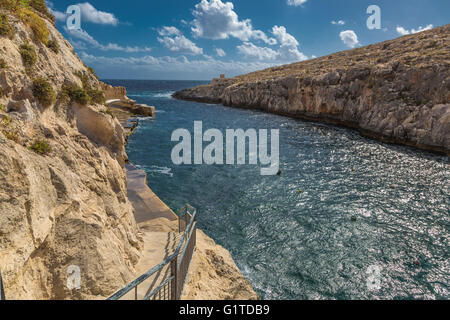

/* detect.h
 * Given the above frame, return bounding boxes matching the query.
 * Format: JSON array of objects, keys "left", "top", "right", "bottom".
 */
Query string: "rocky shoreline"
[{"left": 174, "top": 25, "right": 449, "bottom": 155}]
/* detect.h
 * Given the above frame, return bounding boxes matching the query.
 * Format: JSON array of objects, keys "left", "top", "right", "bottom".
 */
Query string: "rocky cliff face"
[
  {"left": 0, "top": 6, "right": 142, "bottom": 299},
  {"left": 100, "top": 82, "right": 128, "bottom": 101},
  {"left": 182, "top": 230, "right": 258, "bottom": 300},
  {"left": 174, "top": 25, "right": 450, "bottom": 154}
]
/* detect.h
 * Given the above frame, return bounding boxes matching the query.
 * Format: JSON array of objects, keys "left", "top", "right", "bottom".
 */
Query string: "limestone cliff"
[
  {"left": 0, "top": 3, "right": 257, "bottom": 301},
  {"left": 0, "top": 5, "right": 142, "bottom": 299},
  {"left": 174, "top": 25, "right": 450, "bottom": 154},
  {"left": 100, "top": 82, "right": 128, "bottom": 102},
  {"left": 183, "top": 230, "right": 258, "bottom": 300}
]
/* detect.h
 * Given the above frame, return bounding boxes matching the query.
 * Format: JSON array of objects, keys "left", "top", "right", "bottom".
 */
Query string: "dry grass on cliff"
[
  {"left": 32, "top": 78, "right": 56, "bottom": 107},
  {"left": 1, "top": 0, "right": 54, "bottom": 45},
  {"left": 235, "top": 24, "right": 449, "bottom": 83},
  {"left": 18, "top": 7, "right": 49, "bottom": 44},
  {"left": 19, "top": 42, "right": 37, "bottom": 69},
  {"left": 0, "top": 12, "right": 14, "bottom": 37},
  {"left": 0, "top": 0, "right": 144, "bottom": 300}
]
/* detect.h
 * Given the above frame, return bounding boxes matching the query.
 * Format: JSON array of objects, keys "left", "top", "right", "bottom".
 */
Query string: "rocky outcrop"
[
  {"left": 101, "top": 82, "right": 156, "bottom": 118},
  {"left": 174, "top": 25, "right": 450, "bottom": 154},
  {"left": 106, "top": 99, "right": 156, "bottom": 118},
  {"left": 182, "top": 230, "right": 259, "bottom": 300},
  {"left": 100, "top": 83, "right": 128, "bottom": 101},
  {"left": 0, "top": 8, "right": 142, "bottom": 299}
]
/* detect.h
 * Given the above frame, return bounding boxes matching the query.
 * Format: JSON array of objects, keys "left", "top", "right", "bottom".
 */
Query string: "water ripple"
[{"left": 120, "top": 80, "right": 450, "bottom": 300}]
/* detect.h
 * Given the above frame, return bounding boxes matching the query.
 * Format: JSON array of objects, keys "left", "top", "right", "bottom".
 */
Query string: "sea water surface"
[{"left": 105, "top": 80, "right": 449, "bottom": 300}]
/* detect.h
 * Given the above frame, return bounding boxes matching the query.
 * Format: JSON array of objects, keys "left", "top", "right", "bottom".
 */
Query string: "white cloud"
[
  {"left": 237, "top": 42, "right": 278, "bottom": 61},
  {"left": 77, "top": 2, "right": 118, "bottom": 26},
  {"left": 191, "top": 0, "right": 276, "bottom": 45},
  {"left": 46, "top": 1, "right": 67, "bottom": 21},
  {"left": 396, "top": 26, "right": 409, "bottom": 36},
  {"left": 331, "top": 20, "right": 345, "bottom": 25},
  {"left": 66, "top": 28, "right": 99, "bottom": 46},
  {"left": 396, "top": 24, "right": 433, "bottom": 36},
  {"left": 52, "top": 10, "right": 67, "bottom": 22},
  {"left": 272, "top": 25, "right": 308, "bottom": 62},
  {"left": 287, "top": 0, "right": 307, "bottom": 6},
  {"left": 158, "top": 26, "right": 182, "bottom": 36},
  {"left": 102, "top": 43, "right": 152, "bottom": 53},
  {"left": 80, "top": 52, "right": 278, "bottom": 79},
  {"left": 409, "top": 24, "right": 434, "bottom": 34},
  {"left": 237, "top": 26, "right": 307, "bottom": 63},
  {"left": 46, "top": 2, "right": 119, "bottom": 26},
  {"left": 70, "top": 40, "right": 88, "bottom": 50},
  {"left": 215, "top": 48, "right": 226, "bottom": 57},
  {"left": 272, "top": 25, "right": 298, "bottom": 48},
  {"left": 340, "top": 30, "right": 359, "bottom": 48},
  {"left": 157, "top": 26, "right": 203, "bottom": 55},
  {"left": 66, "top": 28, "right": 151, "bottom": 52}
]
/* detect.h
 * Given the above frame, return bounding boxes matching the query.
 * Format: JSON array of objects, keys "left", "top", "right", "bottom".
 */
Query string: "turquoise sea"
[{"left": 104, "top": 80, "right": 449, "bottom": 300}]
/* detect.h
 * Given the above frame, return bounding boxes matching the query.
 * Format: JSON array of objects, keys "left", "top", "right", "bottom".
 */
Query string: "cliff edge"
[
  {"left": 0, "top": 1, "right": 257, "bottom": 300},
  {"left": 0, "top": 3, "right": 142, "bottom": 299},
  {"left": 174, "top": 25, "right": 449, "bottom": 154}
]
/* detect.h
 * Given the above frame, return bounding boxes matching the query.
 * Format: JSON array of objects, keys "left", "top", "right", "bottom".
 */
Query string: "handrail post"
[
  {"left": 107, "top": 204, "right": 196, "bottom": 301},
  {"left": 0, "top": 271, "right": 5, "bottom": 301},
  {"left": 170, "top": 256, "right": 178, "bottom": 300},
  {"left": 178, "top": 207, "right": 181, "bottom": 233}
]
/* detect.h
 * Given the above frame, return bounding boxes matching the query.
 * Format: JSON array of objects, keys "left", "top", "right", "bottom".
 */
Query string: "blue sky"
[{"left": 46, "top": 0, "right": 449, "bottom": 80}]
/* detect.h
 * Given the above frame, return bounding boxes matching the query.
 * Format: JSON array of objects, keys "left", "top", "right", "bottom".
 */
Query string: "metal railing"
[
  {"left": 179, "top": 204, "right": 196, "bottom": 233},
  {"left": 107, "top": 205, "right": 197, "bottom": 300},
  {"left": 0, "top": 271, "right": 5, "bottom": 300}
]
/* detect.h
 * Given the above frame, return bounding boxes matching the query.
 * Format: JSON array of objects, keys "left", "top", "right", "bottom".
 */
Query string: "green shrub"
[
  {"left": 73, "top": 70, "right": 105, "bottom": 104},
  {"left": 1, "top": 115, "right": 13, "bottom": 126},
  {"left": 0, "top": 0, "right": 54, "bottom": 24},
  {"left": 18, "top": 7, "right": 49, "bottom": 44},
  {"left": 29, "top": 139, "right": 51, "bottom": 155},
  {"left": 0, "top": 58, "right": 6, "bottom": 69},
  {"left": 71, "top": 87, "right": 90, "bottom": 105},
  {"left": 32, "top": 78, "right": 56, "bottom": 107},
  {"left": 29, "top": 0, "right": 55, "bottom": 23},
  {"left": 71, "top": 88, "right": 90, "bottom": 105},
  {"left": 2, "top": 129, "right": 18, "bottom": 142},
  {"left": 87, "top": 89, "right": 105, "bottom": 104},
  {"left": 56, "top": 88, "right": 69, "bottom": 104},
  {"left": 0, "top": 13, "right": 14, "bottom": 37},
  {"left": 0, "top": 103, "right": 6, "bottom": 112},
  {"left": 0, "top": 0, "right": 23, "bottom": 11},
  {"left": 28, "top": 0, "right": 47, "bottom": 15},
  {"left": 74, "top": 70, "right": 90, "bottom": 88},
  {"left": 1, "top": 115, "right": 19, "bottom": 142},
  {"left": 46, "top": 39, "right": 59, "bottom": 53},
  {"left": 19, "top": 43, "right": 37, "bottom": 69},
  {"left": 62, "top": 84, "right": 90, "bottom": 105},
  {"left": 87, "top": 67, "right": 98, "bottom": 79},
  {"left": 101, "top": 109, "right": 114, "bottom": 118}
]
